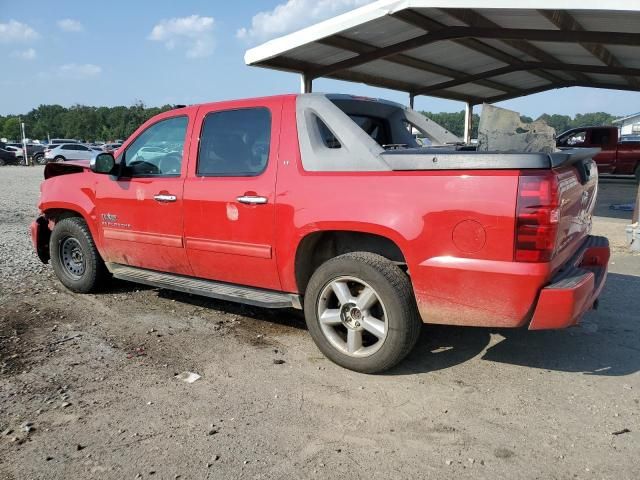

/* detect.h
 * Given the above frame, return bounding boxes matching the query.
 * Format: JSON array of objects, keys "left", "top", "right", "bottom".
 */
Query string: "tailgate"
[{"left": 551, "top": 157, "right": 599, "bottom": 271}]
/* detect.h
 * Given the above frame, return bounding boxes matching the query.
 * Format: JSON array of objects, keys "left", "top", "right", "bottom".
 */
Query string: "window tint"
[
  {"left": 77, "top": 145, "right": 89, "bottom": 151},
  {"left": 197, "top": 108, "right": 271, "bottom": 176},
  {"left": 61, "top": 145, "right": 73, "bottom": 150},
  {"left": 590, "top": 129, "right": 610, "bottom": 145},
  {"left": 124, "top": 116, "right": 188, "bottom": 176},
  {"left": 316, "top": 116, "right": 341, "bottom": 149}
]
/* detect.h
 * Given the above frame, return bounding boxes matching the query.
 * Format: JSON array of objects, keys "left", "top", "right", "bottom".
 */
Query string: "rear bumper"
[
  {"left": 528, "top": 236, "right": 609, "bottom": 330},
  {"left": 412, "top": 235, "right": 609, "bottom": 329}
]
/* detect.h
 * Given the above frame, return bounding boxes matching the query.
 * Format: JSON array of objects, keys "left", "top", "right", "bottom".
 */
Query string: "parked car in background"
[
  {"left": 4, "top": 145, "right": 25, "bottom": 162},
  {"left": 44, "top": 143, "right": 96, "bottom": 162},
  {"left": 557, "top": 126, "right": 640, "bottom": 182},
  {"left": 621, "top": 135, "right": 640, "bottom": 143},
  {"left": 102, "top": 143, "right": 123, "bottom": 153},
  {"left": 7, "top": 142, "right": 47, "bottom": 164},
  {"left": 49, "top": 139, "right": 80, "bottom": 145},
  {"left": 32, "top": 94, "right": 609, "bottom": 373},
  {"left": 0, "top": 145, "right": 19, "bottom": 166}
]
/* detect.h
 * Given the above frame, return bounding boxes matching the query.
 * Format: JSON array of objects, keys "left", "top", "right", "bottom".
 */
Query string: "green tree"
[{"left": 1, "top": 117, "right": 21, "bottom": 140}]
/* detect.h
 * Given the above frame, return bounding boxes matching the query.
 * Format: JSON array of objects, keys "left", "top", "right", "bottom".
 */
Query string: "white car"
[
  {"left": 130, "top": 146, "right": 169, "bottom": 162},
  {"left": 44, "top": 143, "right": 96, "bottom": 162},
  {"left": 4, "top": 145, "right": 24, "bottom": 160}
]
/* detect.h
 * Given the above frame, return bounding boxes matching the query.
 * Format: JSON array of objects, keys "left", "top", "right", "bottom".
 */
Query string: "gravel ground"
[{"left": 0, "top": 166, "right": 639, "bottom": 480}]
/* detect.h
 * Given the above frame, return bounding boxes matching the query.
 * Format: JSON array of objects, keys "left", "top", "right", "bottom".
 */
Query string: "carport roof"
[{"left": 245, "top": 0, "right": 640, "bottom": 105}]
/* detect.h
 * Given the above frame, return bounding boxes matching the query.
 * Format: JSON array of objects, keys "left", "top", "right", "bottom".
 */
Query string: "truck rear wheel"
[
  {"left": 303, "top": 252, "right": 421, "bottom": 373},
  {"left": 50, "top": 217, "right": 108, "bottom": 293}
]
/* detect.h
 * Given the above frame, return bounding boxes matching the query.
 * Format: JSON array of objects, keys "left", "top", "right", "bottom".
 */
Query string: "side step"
[{"left": 107, "top": 263, "right": 302, "bottom": 310}]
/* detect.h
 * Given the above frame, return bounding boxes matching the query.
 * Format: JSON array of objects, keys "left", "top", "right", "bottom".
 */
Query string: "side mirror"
[{"left": 90, "top": 153, "right": 115, "bottom": 174}]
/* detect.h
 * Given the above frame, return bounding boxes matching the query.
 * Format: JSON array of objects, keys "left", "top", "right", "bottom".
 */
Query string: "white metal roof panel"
[{"left": 246, "top": 0, "right": 640, "bottom": 104}]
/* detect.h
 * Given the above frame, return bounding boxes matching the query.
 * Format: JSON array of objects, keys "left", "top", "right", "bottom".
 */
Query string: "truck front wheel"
[
  {"left": 304, "top": 252, "right": 421, "bottom": 373},
  {"left": 50, "top": 217, "right": 108, "bottom": 293}
]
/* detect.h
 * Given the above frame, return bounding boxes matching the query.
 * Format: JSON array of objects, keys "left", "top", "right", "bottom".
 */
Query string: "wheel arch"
[{"left": 294, "top": 229, "right": 407, "bottom": 294}]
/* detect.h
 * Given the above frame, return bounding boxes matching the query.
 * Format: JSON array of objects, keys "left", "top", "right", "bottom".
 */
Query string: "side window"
[
  {"left": 316, "top": 117, "right": 341, "bottom": 149},
  {"left": 197, "top": 108, "right": 271, "bottom": 176},
  {"left": 560, "top": 130, "right": 587, "bottom": 147},
  {"left": 124, "top": 116, "right": 188, "bottom": 177},
  {"left": 590, "top": 129, "right": 610, "bottom": 146}
]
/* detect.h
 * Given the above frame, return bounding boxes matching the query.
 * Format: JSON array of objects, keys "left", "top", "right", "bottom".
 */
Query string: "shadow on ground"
[
  {"left": 108, "top": 271, "right": 639, "bottom": 378},
  {"left": 593, "top": 178, "right": 637, "bottom": 220},
  {"left": 394, "top": 272, "right": 640, "bottom": 377}
]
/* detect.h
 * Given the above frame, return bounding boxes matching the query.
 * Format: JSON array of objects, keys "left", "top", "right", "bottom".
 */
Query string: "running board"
[{"left": 107, "top": 263, "right": 302, "bottom": 309}]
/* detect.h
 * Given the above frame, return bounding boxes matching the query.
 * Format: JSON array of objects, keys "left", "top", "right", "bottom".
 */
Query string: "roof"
[
  {"left": 613, "top": 112, "right": 640, "bottom": 124},
  {"left": 245, "top": 0, "right": 640, "bottom": 105}
]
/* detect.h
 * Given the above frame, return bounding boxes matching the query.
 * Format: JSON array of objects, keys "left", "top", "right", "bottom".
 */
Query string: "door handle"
[
  {"left": 154, "top": 194, "right": 177, "bottom": 203},
  {"left": 237, "top": 195, "right": 268, "bottom": 205}
]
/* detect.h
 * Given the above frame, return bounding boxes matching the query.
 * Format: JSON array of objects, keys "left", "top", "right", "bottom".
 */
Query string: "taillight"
[{"left": 514, "top": 172, "right": 560, "bottom": 263}]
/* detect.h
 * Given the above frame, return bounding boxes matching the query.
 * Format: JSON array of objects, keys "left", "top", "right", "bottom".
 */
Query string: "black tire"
[
  {"left": 54, "top": 156, "right": 65, "bottom": 163},
  {"left": 304, "top": 252, "right": 421, "bottom": 374},
  {"left": 0, "top": 159, "right": 5, "bottom": 166},
  {"left": 34, "top": 153, "right": 46, "bottom": 165},
  {"left": 50, "top": 217, "right": 108, "bottom": 293}
]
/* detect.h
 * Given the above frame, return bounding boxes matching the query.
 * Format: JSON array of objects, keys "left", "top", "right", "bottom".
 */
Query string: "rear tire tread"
[{"left": 304, "top": 252, "right": 421, "bottom": 374}]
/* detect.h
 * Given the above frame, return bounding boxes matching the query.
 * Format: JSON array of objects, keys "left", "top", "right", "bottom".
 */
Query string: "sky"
[{"left": 1, "top": 0, "right": 638, "bottom": 118}]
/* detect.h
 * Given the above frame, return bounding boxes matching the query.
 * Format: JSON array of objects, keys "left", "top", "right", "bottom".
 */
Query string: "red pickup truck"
[
  {"left": 31, "top": 94, "right": 610, "bottom": 373},
  {"left": 557, "top": 126, "right": 640, "bottom": 182}
]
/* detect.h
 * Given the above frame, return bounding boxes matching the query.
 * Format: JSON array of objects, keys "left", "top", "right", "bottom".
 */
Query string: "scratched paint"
[{"left": 226, "top": 203, "right": 239, "bottom": 221}]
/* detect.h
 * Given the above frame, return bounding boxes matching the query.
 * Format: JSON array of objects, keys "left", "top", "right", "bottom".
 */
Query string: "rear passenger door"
[{"left": 182, "top": 99, "right": 282, "bottom": 290}]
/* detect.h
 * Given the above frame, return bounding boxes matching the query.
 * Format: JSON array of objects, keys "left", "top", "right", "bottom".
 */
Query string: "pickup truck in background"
[
  {"left": 557, "top": 126, "right": 640, "bottom": 183},
  {"left": 31, "top": 94, "right": 610, "bottom": 373}
]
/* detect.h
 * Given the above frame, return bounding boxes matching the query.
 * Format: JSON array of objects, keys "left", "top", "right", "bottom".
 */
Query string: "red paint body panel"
[
  {"left": 33, "top": 94, "right": 610, "bottom": 331},
  {"left": 181, "top": 96, "right": 285, "bottom": 290}
]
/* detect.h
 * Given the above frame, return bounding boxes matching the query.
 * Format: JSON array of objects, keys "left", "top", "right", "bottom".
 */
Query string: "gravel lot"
[{"left": 1, "top": 166, "right": 639, "bottom": 480}]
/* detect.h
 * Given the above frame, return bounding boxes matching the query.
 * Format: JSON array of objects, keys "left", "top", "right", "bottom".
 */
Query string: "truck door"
[
  {"left": 182, "top": 99, "right": 282, "bottom": 290},
  {"left": 588, "top": 128, "right": 616, "bottom": 174},
  {"left": 95, "top": 113, "right": 194, "bottom": 275}
]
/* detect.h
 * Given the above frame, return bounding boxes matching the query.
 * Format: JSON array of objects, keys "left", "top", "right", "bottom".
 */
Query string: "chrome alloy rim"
[
  {"left": 60, "top": 237, "right": 86, "bottom": 279},
  {"left": 317, "top": 276, "right": 388, "bottom": 358}
]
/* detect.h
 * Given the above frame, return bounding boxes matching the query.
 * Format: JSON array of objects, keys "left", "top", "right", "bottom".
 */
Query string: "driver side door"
[{"left": 95, "top": 112, "right": 195, "bottom": 275}]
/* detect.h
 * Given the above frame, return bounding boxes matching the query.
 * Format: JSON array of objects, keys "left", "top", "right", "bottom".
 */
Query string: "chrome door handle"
[
  {"left": 154, "top": 194, "right": 177, "bottom": 203},
  {"left": 237, "top": 195, "right": 268, "bottom": 205}
]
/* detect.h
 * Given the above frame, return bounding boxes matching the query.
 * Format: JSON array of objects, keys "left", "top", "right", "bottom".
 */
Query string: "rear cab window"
[{"left": 197, "top": 107, "right": 271, "bottom": 177}]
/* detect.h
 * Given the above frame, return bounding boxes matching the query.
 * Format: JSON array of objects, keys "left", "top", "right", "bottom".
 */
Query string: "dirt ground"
[{"left": 1, "top": 166, "right": 639, "bottom": 480}]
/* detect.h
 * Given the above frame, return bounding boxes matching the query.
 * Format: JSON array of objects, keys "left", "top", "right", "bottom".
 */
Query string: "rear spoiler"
[{"left": 382, "top": 148, "right": 601, "bottom": 171}]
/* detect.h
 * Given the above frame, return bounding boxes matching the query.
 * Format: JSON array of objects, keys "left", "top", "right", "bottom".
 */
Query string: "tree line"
[
  {"left": 0, "top": 102, "right": 620, "bottom": 142},
  {"left": 0, "top": 102, "right": 174, "bottom": 142}
]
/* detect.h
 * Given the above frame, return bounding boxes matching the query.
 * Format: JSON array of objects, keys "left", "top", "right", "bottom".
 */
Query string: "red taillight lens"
[{"left": 515, "top": 173, "right": 560, "bottom": 263}]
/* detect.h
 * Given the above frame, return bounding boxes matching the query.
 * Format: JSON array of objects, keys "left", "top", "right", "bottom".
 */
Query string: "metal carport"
[{"left": 245, "top": 0, "right": 640, "bottom": 144}]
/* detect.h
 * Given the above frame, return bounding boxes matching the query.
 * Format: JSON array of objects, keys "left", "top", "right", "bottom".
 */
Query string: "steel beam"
[
  {"left": 538, "top": 9, "right": 640, "bottom": 89},
  {"left": 392, "top": 9, "right": 564, "bottom": 85},
  {"left": 309, "top": 26, "right": 639, "bottom": 80},
  {"left": 441, "top": 8, "right": 591, "bottom": 84},
  {"left": 318, "top": 35, "right": 518, "bottom": 94}
]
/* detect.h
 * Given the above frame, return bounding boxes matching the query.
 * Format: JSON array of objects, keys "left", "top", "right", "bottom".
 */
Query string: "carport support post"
[
  {"left": 301, "top": 74, "right": 313, "bottom": 94},
  {"left": 464, "top": 102, "right": 474, "bottom": 144},
  {"left": 409, "top": 94, "right": 415, "bottom": 109}
]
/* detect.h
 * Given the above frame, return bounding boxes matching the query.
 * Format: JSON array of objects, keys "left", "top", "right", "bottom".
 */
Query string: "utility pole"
[{"left": 20, "top": 120, "right": 29, "bottom": 166}]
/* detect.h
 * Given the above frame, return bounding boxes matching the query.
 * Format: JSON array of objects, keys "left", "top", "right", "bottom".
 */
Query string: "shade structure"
[{"left": 245, "top": 0, "right": 640, "bottom": 106}]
